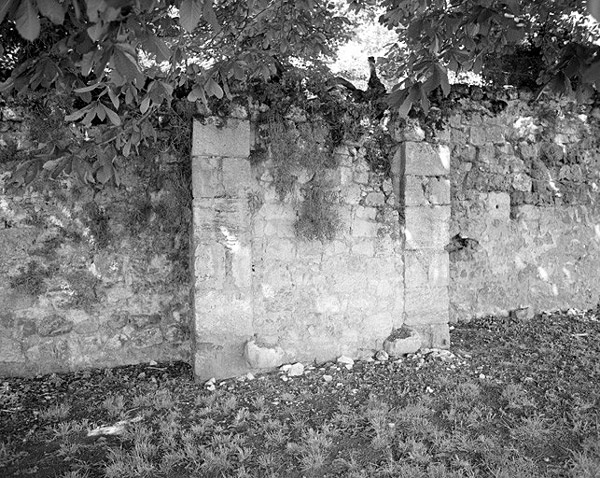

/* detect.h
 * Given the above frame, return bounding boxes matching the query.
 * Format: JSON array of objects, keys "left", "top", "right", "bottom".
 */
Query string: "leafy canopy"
[
  {"left": 0, "top": 0, "right": 350, "bottom": 185},
  {"left": 368, "top": 0, "right": 600, "bottom": 115},
  {"left": 2, "top": 0, "right": 600, "bottom": 187}
]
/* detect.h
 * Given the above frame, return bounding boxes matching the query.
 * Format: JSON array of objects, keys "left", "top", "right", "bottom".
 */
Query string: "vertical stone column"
[
  {"left": 191, "top": 118, "right": 254, "bottom": 380},
  {"left": 395, "top": 141, "right": 451, "bottom": 348}
]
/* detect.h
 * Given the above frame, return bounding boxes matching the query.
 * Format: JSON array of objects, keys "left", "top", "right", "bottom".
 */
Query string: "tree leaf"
[
  {"left": 87, "top": 22, "right": 107, "bottom": 42},
  {"left": 179, "top": 0, "right": 202, "bottom": 33},
  {"left": 36, "top": 0, "right": 64, "bottom": 24},
  {"left": 204, "top": 77, "right": 223, "bottom": 99},
  {"left": 15, "top": 0, "right": 40, "bottom": 41},
  {"left": 102, "top": 105, "right": 121, "bottom": 126},
  {"left": 203, "top": 0, "right": 220, "bottom": 33},
  {"left": 73, "top": 82, "right": 104, "bottom": 93},
  {"left": 112, "top": 47, "right": 145, "bottom": 86},
  {"left": 140, "top": 96, "right": 151, "bottom": 114},
  {"left": 583, "top": 60, "right": 600, "bottom": 90},
  {"left": 142, "top": 34, "right": 171, "bottom": 62},
  {"left": 0, "top": 0, "right": 15, "bottom": 24},
  {"left": 107, "top": 87, "right": 120, "bottom": 109},
  {"left": 588, "top": 0, "right": 600, "bottom": 22},
  {"left": 65, "top": 105, "right": 93, "bottom": 122},
  {"left": 187, "top": 85, "right": 204, "bottom": 102},
  {"left": 398, "top": 84, "right": 420, "bottom": 117},
  {"left": 86, "top": 0, "right": 104, "bottom": 23},
  {"left": 96, "top": 163, "right": 113, "bottom": 184}
]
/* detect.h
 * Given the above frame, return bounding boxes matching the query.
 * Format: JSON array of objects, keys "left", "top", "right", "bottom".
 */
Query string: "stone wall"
[
  {"left": 444, "top": 93, "right": 600, "bottom": 320},
  {"left": 192, "top": 117, "right": 450, "bottom": 380},
  {"left": 0, "top": 105, "right": 192, "bottom": 376}
]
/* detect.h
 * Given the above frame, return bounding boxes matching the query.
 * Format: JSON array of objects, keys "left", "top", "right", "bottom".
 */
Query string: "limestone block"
[
  {"left": 365, "top": 192, "right": 386, "bottom": 206},
  {"left": 404, "top": 286, "right": 450, "bottom": 325},
  {"left": 231, "top": 245, "right": 252, "bottom": 289},
  {"left": 192, "top": 159, "right": 225, "bottom": 199},
  {"left": 194, "top": 243, "right": 226, "bottom": 286},
  {"left": 405, "top": 251, "right": 449, "bottom": 287},
  {"left": 470, "top": 125, "right": 505, "bottom": 146},
  {"left": 192, "top": 118, "right": 250, "bottom": 158},
  {"left": 408, "top": 323, "right": 450, "bottom": 349},
  {"left": 366, "top": 311, "right": 394, "bottom": 334},
  {"left": 344, "top": 183, "right": 364, "bottom": 205},
  {"left": 404, "top": 206, "right": 450, "bottom": 250},
  {"left": 354, "top": 171, "right": 369, "bottom": 184},
  {"left": 194, "top": 291, "right": 254, "bottom": 337},
  {"left": 222, "top": 157, "right": 255, "bottom": 193},
  {"left": 425, "top": 177, "right": 451, "bottom": 205},
  {"left": 352, "top": 240, "right": 375, "bottom": 256},
  {"left": 397, "top": 142, "right": 450, "bottom": 176},
  {"left": 195, "top": 341, "right": 249, "bottom": 380},
  {"left": 351, "top": 218, "right": 380, "bottom": 238},
  {"left": 404, "top": 176, "right": 450, "bottom": 206},
  {"left": 487, "top": 192, "right": 510, "bottom": 220},
  {"left": 244, "top": 340, "right": 285, "bottom": 369},
  {"left": 383, "top": 326, "right": 421, "bottom": 356},
  {"left": 315, "top": 295, "right": 342, "bottom": 314},
  {"left": 263, "top": 239, "right": 297, "bottom": 261}
]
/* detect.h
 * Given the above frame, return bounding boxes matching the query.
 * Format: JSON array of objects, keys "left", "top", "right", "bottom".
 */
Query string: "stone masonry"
[
  {"left": 192, "top": 117, "right": 450, "bottom": 380},
  {"left": 396, "top": 142, "right": 451, "bottom": 347},
  {"left": 446, "top": 94, "right": 600, "bottom": 321}
]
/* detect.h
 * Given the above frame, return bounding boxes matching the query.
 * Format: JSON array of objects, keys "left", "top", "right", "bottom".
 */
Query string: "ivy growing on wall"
[{"left": 248, "top": 64, "right": 389, "bottom": 241}]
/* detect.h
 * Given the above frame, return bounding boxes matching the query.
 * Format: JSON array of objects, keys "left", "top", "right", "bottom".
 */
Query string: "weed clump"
[
  {"left": 9, "top": 261, "right": 54, "bottom": 296},
  {"left": 294, "top": 181, "right": 341, "bottom": 242}
]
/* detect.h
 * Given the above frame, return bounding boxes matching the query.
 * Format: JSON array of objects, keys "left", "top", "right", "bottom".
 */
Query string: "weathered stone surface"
[
  {"left": 192, "top": 118, "right": 250, "bottom": 158},
  {"left": 404, "top": 176, "right": 451, "bottom": 206},
  {"left": 404, "top": 206, "right": 451, "bottom": 250},
  {"left": 405, "top": 251, "right": 449, "bottom": 287},
  {"left": 244, "top": 339, "right": 285, "bottom": 369},
  {"left": 281, "top": 362, "right": 304, "bottom": 376},
  {"left": 398, "top": 142, "right": 450, "bottom": 176},
  {"left": 37, "top": 315, "right": 73, "bottom": 337},
  {"left": 383, "top": 326, "right": 421, "bottom": 356},
  {"left": 404, "top": 287, "right": 450, "bottom": 325},
  {"left": 409, "top": 323, "right": 450, "bottom": 349},
  {"left": 0, "top": 336, "right": 25, "bottom": 362}
]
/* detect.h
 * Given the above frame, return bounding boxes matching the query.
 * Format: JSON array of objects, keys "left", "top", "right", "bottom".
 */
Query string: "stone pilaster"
[
  {"left": 395, "top": 141, "right": 451, "bottom": 348},
  {"left": 191, "top": 118, "right": 254, "bottom": 380}
]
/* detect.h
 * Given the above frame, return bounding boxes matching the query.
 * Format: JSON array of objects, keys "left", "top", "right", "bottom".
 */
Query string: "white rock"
[
  {"left": 286, "top": 362, "right": 305, "bottom": 376},
  {"left": 383, "top": 326, "right": 422, "bottom": 357},
  {"left": 337, "top": 355, "right": 354, "bottom": 370},
  {"left": 375, "top": 350, "right": 389, "bottom": 361},
  {"left": 337, "top": 355, "right": 354, "bottom": 365},
  {"left": 204, "top": 378, "right": 216, "bottom": 391},
  {"left": 281, "top": 362, "right": 304, "bottom": 376},
  {"left": 149, "top": 360, "right": 158, "bottom": 366},
  {"left": 323, "top": 374, "right": 333, "bottom": 382},
  {"left": 245, "top": 340, "right": 285, "bottom": 369},
  {"left": 246, "top": 372, "right": 255, "bottom": 380}
]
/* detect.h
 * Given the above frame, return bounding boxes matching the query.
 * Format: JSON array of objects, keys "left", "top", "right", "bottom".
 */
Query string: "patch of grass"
[
  {"left": 3, "top": 310, "right": 600, "bottom": 477},
  {"left": 101, "top": 395, "right": 125, "bottom": 418},
  {"left": 39, "top": 402, "right": 71, "bottom": 421}
]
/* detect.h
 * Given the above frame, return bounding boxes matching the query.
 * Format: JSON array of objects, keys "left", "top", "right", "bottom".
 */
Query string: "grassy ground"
[{"left": 1, "top": 309, "right": 600, "bottom": 477}]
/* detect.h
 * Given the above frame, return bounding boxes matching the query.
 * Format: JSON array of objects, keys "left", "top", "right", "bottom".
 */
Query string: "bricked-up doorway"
[{"left": 191, "top": 117, "right": 450, "bottom": 380}]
